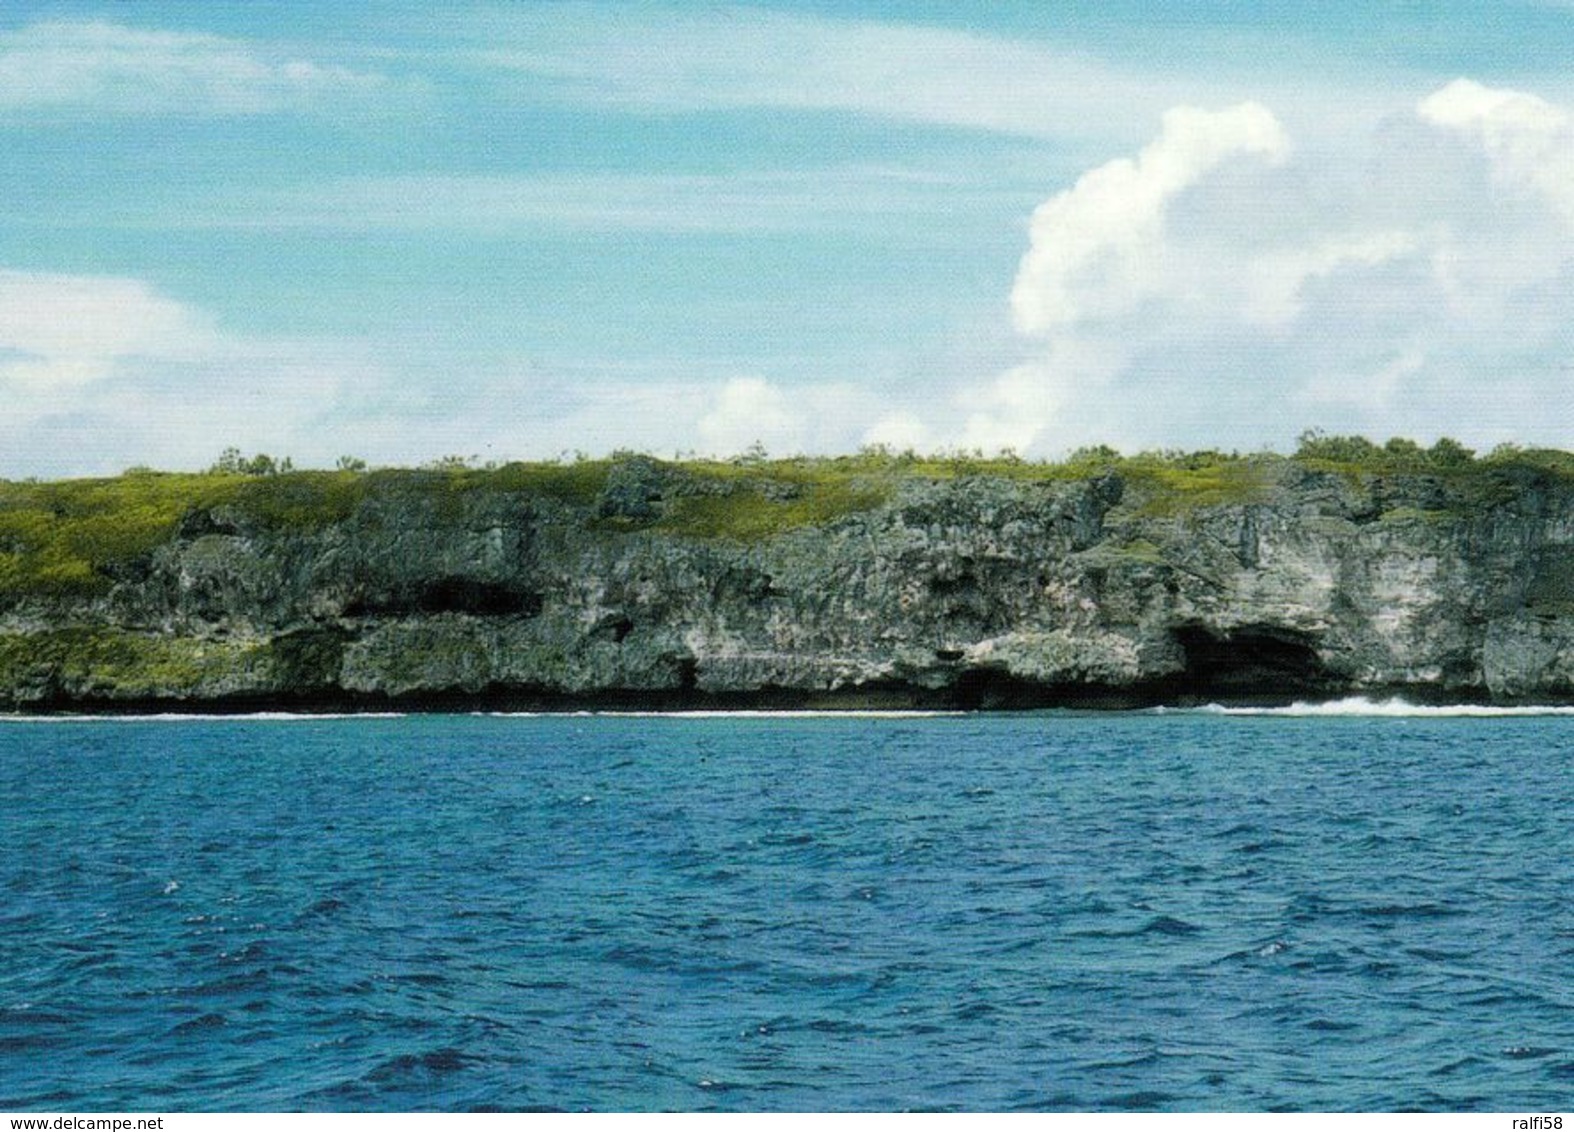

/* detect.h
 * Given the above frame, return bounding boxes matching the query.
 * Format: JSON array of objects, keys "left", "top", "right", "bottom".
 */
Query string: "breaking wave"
[{"left": 1188, "top": 697, "right": 1574, "bottom": 718}]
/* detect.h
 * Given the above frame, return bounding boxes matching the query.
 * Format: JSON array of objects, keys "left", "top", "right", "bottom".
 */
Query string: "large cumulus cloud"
[{"left": 950, "top": 80, "right": 1574, "bottom": 455}]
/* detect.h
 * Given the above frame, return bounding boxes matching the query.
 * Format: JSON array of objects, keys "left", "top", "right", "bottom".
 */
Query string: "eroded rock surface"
[{"left": 3, "top": 456, "right": 1572, "bottom": 709}]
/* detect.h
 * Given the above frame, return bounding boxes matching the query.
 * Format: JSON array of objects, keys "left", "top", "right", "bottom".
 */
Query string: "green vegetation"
[
  {"left": 1288, "top": 432, "right": 1574, "bottom": 512},
  {"left": 447, "top": 460, "right": 611, "bottom": 506},
  {"left": 1113, "top": 453, "right": 1278, "bottom": 516},
  {"left": 1478, "top": 444, "right": 1574, "bottom": 479},
  {"left": 0, "top": 457, "right": 614, "bottom": 598},
  {"left": 0, "top": 628, "right": 262, "bottom": 698},
  {"left": 2, "top": 438, "right": 1572, "bottom": 599},
  {"left": 1293, "top": 430, "right": 1488, "bottom": 474},
  {"left": 0, "top": 471, "right": 228, "bottom": 598},
  {"left": 0, "top": 468, "right": 376, "bottom": 598},
  {"left": 210, "top": 448, "right": 295, "bottom": 476},
  {"left": 229, "top": 470, "right": 368, "bottom": 529},
  {"left": 656, "top": 478, "right": 888, "bottom": 541}
]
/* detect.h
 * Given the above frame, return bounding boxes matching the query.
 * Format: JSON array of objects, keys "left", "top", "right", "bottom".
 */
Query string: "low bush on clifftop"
[{"left": 3, "top": 439, "right": 1571, "bottom": 598}]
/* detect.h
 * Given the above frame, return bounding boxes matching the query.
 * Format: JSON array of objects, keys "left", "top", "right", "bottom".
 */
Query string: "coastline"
[
  {"left": 6, "top": 452, "right": 1574, "bottom": 713},
  {"left": 0, "top": 679, "right": 1557, "bottom": 717}
]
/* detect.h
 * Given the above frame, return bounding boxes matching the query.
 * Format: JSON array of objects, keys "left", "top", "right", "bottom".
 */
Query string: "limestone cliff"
[{"left": 3, "top": 451, "right": 1573, "bottom": 710}]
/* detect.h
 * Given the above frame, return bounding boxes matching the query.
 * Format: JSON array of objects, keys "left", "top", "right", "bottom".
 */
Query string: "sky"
[{"left": 6, "top": 1, "right": 1574, "bottom": 476}]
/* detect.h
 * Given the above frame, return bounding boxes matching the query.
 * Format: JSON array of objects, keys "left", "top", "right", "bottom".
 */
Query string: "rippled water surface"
[{"left": 4, "top": 710, "right": 1574, "bottom": 1111}]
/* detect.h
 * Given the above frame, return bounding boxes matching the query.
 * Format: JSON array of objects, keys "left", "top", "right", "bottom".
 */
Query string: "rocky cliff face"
[{"left": 3, "top": 454, "right": 1573, "bottom": 710}]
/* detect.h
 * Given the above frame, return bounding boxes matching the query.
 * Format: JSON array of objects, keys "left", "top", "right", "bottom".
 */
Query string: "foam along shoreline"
[
  {"left": 5, "top": 697, "right": 1574, "bottom": 721},
  {"left": 1188, "top": 696, "right": 1574, "bottom": 717}
]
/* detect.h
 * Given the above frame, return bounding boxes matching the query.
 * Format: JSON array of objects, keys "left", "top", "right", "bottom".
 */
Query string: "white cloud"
[
  {"left": 14, "top": 79, "right": 1574, "bottom": 474},
  {"left": 906, "top": 80, "right": 1574, "bottom": 456},
  {"left": 476, "top": 5, "right": 1270, "bottom": 144},
  {"left": 0, "top": 20, "right": 383, "bottom": 115},
  {"left": 1418, "top": 78, "right": 1574, "bottom": 225},
  {"left": 956, "top": 339, "right": 1124, "bottom": 455},
  {"left": 687, "top": 376, "right": 913, "bottom": 457},
  {"left": 0, "top": 266, "right": 894, "bottom": 474},
  {"left": 697, "top": 376, "right": 806, "bottom": 455},
  {"left": 320, "top": 370, "right": 891, "bottom": 467},
  {"left": 0, "top": 269, "right": 363, "bottom": 475},
  {"left": 1011, "top": 102, "right": 1289, "bottom": 335},
  {"left": 473, "top": 5, "right": 1431, "bottom": 148},
  {"left": 190, "top": 168, "right": 1034, "bottom": 238},
  {"left": 1296, "top": 348, "right": 1428, "bottom": 412},
  {"left": 861, "top": 412, "right": 932, "bottom": 453},
  {"left": 1244, "top": 233, "right": 1421, "bottom": 328},
  {"left": 0, "top": 270, "right": 217, "bottom": 389}
]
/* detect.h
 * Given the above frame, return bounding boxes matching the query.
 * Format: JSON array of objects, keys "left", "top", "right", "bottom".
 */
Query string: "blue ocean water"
[{"left": 3, "top": 707, "right": 1574, "bottom": 1112}]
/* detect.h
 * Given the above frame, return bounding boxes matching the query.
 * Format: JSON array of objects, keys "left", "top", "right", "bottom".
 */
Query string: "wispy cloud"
[
  {"left": 0, "top": 268, "right": 370, "bottom": 475},
  {"left": 471, "top": 5, "right": 1205, "bottom": 142},
  {"left": 0, "top": 20, "right": 385, "bottom": 116},
  {"left": 0, "top": 264, "right": 884, "bottom": 473},
  {"left": 12, "top": 9, "right": 1574, "bottom": 472},
  {"left": 0, "top": 269, "right": 217, "bottom": 389},
  {"left": 461, "top": 3, "right": 1461, "bottom": 148},
  {"left": 174, "top": 167, "right": 1038, "bottom": 237}
]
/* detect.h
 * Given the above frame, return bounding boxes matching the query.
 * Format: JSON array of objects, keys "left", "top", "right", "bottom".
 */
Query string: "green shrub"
[
  {"left": 1295, "top": 430, "right": 1479, "bottom": 473},
  {"left": 229, "top": 471, "right": 366, "bottom": 529},
  {"left": 0, "top": 473, "right": 231, "bottom": 597},
  {"left": 0, "top": 628, "right": 260, "bottom": 696},
  {"left": 657, "top": 480, "right": 888, "bottom": 541},
  {"left": 1123, "top": 456, "right": 1278, "bottom": 516},
  {"left": 2, "top": 442, "right": 1570, "bottom": 592}
]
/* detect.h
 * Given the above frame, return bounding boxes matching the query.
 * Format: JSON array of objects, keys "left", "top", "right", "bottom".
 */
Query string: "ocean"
[{"left": 3, "top": 706, "right": 1573, "bottom": 1112}]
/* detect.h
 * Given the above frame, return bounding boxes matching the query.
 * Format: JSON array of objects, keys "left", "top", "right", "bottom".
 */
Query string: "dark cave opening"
[
  {"left": 1172, "top": 624, "right": 1334, "bottom": 699},
  {"left": 344, "top": 578, "right": 542, "bottom": 618}
]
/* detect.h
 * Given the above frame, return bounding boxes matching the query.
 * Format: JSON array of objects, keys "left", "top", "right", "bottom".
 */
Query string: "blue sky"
[{"left": 5, "top": 2, "right": 1574, "bottom": 475}]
